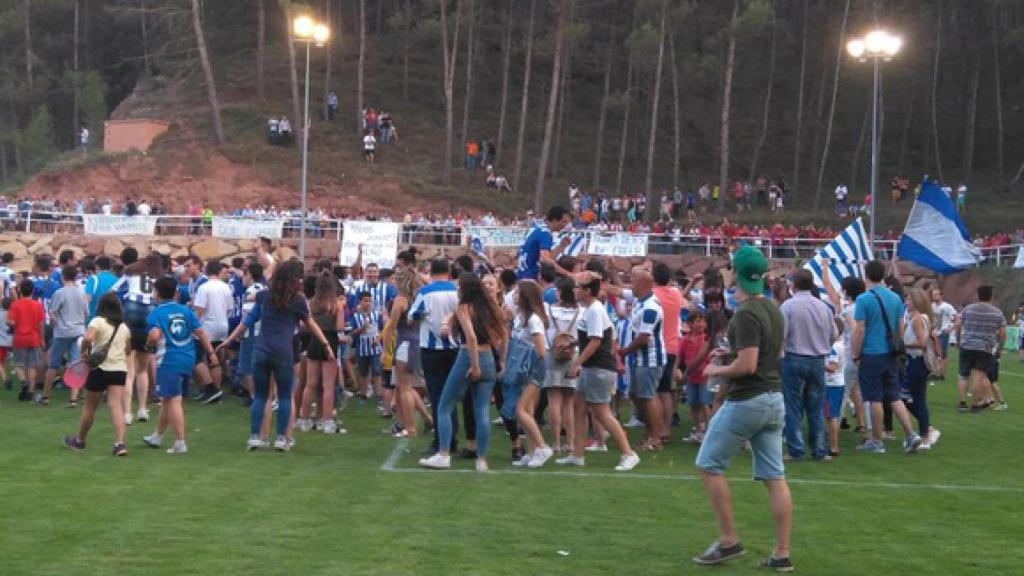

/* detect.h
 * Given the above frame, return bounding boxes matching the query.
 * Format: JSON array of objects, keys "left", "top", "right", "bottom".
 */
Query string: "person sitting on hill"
[
  {"left": 279, "top": 117, "right": 293, "bottom": 146},
  {"left": 267, "top": 117, "right": 280, "bottom": 146}
]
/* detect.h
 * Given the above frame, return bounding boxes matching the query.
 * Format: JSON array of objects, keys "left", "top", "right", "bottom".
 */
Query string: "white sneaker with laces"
[
  {"left": 585, "top": 443, "right": 608, "bottom": 453},
  {"left": 274, "top": 436, "right": 290, "bottom": 452},
  {"left": 137, "top": 408, "right": 150, "bottom": 422},
  {"left": 320, "top": 419, "right": 338, "bottom": 434},
  {"left": 555, "top": 455, "right": 585, "bottom": 467},
  {"left": 297, "top": 418, "right": 313, "bottom": 433},
  {"left": 475, "top": 459, "right": 489, "bottom": 473},
  {"left": 142, "top": 434, "right": 162, "bottom": 448},
  {"left": 527, "top": 446, "right": 554, "bottom": 468},
  {"left": 624, "top": 415, "right": 643, "bottom": 428},
  {"left": 928, "top": 428, "right": 941, "bottom": 446},
  {"left": 418, "top": 453, "right": 451, "bottom": 469},
  {"left": 166, "top": 442, "right": 188, "bottom": 454},
  {"left": 246, "top": 435, "right": 264, "bottom": 451},
  {"left": 615, "top": 452, "right": 641, "bottom": 471}
]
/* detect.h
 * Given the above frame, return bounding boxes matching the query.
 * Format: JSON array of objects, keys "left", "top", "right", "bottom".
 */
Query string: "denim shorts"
[
  {"left": 696, "top": 391, "right": 785, "bottom": 481},
  {"left": 631, "top": 365, "right": 662, "bottom": 399},
  {"left": 858, "top": 353, "right": 902, "bottom": 403},
  {"left": 358, "top": 354, "right": 383, "bottom": 376},
  {"left": 48, "top": 336, "right": 81, "bottom": 369},
  {"left": 578, "top": 367, "right": 616, "bottom": 404},
  {"left": 824, "top": 386, "right": 845, "bottom": 419},
  {"left": 685, "top": 382, "right": 713, "bottom": 407},
  {"left": 156, "top": 370, "right": 189, "bottom": 399}
]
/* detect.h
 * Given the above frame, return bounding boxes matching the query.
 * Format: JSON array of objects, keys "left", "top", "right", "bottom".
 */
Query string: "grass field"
[{"left": 1, "top": 355, "right": 1021, "bottom": 576}]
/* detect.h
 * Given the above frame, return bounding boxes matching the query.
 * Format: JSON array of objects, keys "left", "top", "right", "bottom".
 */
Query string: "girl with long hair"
[
  {"left": 511, "top": 280, "right": 554, "bottom": 468},
  {"left": 381, "top": 267, "right": 432, "bottom": 437},
  {"left": 419, "top": 273, "right": 507, "bottom": 472},
  {"left": 904, "top": 289, "right": 939, "bottom": 449},
  {"left": 544, "top": 277, "right": 579, "bottom": 454},
  {"left": 63, "top": 293, "right": 132, "bottom": 455},
  {"left": 299, "top": 273, "right": 344, "bottom": 434},
  {"left": 220, "top": 260, "right": 334, "bottom": 451}
]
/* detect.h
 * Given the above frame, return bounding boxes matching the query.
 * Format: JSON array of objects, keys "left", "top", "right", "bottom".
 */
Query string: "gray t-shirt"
[
  {"left": 959, "top": 302, "right": 1005, "bottom": 353},
  {"left": 49, "top": 285, "right": 89, "bottom": 339}
]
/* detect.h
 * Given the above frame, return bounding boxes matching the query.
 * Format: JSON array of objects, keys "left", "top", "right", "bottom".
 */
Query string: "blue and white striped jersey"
[
  {"left": 347, "top": 311, "right": 383, "bottom": 356},
  {"left": 112, "top": 273, "right": 157, "bottom": 305},
  {"left": 408, "top": 280, "right": 458, "bottom": 350},
  {"left": 348, "top": 280, "right": 396, "bottom": 314},
  {"left": 630, "top": 294, "right": 666, "bottom": 367}
]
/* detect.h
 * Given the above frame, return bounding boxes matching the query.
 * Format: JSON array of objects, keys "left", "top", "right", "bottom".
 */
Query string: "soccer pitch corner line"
[{"left": 380, "top": 439, "right": 1023, "bottom": 494}]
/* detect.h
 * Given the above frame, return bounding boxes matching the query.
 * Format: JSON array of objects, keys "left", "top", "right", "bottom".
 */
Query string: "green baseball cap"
[{"left": 733, "top": 245, "right": 767, "bottom": 295}]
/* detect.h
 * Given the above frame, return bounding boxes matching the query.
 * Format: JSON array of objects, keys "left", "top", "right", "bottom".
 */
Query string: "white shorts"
[{"left": 395, "top": 341, "right": 410, "bottom": 363}]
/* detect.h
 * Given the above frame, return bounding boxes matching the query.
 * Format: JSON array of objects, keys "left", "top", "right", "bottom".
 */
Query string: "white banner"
[
  {"left": 212, "top": 217, "right": 284, "bottom": 239},
  {"left": 464, "top": 226, "right": 529, "bottom": 247},
  {"left": 81, "top": 215, "right": 158, "bottom": 236},
  {"left": 340, "top": 221, "right": 401, "bottom": 269},
  {"left": 1014, "top": 246, "right": 1024, "bottom": 269},
  {"left": 586, "top": 232, "right": 648, "bottom": 257}
]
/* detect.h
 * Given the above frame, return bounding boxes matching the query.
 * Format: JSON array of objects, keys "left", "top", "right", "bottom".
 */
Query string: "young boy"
[
  {"left": 677, "top": 309, "right": 712, "bottom": 443},
  {"left": 8, "top": 279, "right": 45, "bottom": 403},
  {"left": 142, "top": 277, "right": 216, "bottom": 455},
  {"left": 824, "top": 339, "right": 846, "bottom": 457},
  {"left": 347, "top": 292, "right": 384, "bottom": 405},
  {"left": 614, "top": 299, "right": 636, "bottom": 428}
]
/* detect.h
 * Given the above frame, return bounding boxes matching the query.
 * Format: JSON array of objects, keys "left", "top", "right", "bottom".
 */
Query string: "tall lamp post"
[
  {"left": 293, "top": 16, "right": 330, "bottom": 262},
  {"left": 847, "top": 30, "right": 901, "bottom": 255}
]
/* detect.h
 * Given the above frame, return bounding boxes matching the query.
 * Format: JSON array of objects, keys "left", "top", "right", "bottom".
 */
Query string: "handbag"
[
  {"left": 87, "top": 320, "right": 122, "bottom": 369},
  {"left": 550, "top": 309, "right": 580, "bottom": 363},
  {"left": 921, "top": 317, "right": 942, "bottom": 375}
]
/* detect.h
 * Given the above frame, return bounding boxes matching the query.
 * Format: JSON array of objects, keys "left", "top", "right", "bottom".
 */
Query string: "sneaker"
[
  {"left": 759, "top": 555, "right": 795, "bottom": 572},
  {"left": 584, "top": 442, "right": 608, "bottom": 453},
  {"left": 320, "top": 419, "right": 339, "bottom": 434},
  {"left": 142, "top": 434, "right": 162, "bottom": 448},
  {"left": 615, "top": 452, "right": 641, "bottom": 471},
  {"left": 296, "top": 418, "right": 313, "bottom": 433},
  {"left": 124, "top": 412, "right": 133, "bottom": 426},
  {"left": 917, "top": 442, "right": 931, "bottom": 451},
  {"left": 2, "top": 378, "right": 11, "bottom": 391},
  {"left": 201, "top": 389, "right": 223, "bottom": 404},
  {"left": 112, "top": 442, "right": 128, "bottom": 457},
  {"left": 512, "top": 453, "right": 531, "bottom": 468},
  {"left": 527, "top": 446, "right": 554, "bottom": 469},
  {"left": 136, "top": 408, "right": 150, "bottom": 423},
  {"left": 286, "top": 437, "right": 296, "bottom": 449},
  {"left": 624, "top": 415, "right": 644, "bottom": 428},
  {"left": 994, "top": 402, "right": 1009, "bottom": 411},
  {"left": 957, "top": 401, "right": 969, "bottom": 413},
  {"left": 63, "top": 436, "right": 85, "bottom": 451},
  {"left": 928, "top": 428, "right": 941, "bottom": 446},
  {"left": 190, "top": 387, "right": 207, "bottom": 401},
  {"left": 246, "top": 435, "right": 265, "bottom": 451},
  {"left": 418, "top": 453, "right": 451, "bottom": 469},
  {"left": 273, "top": 436, "right": 290, "bottom": 452},
  {"left": 682, "top": 432, "right": 703, "bottom": 444},
  {"left": 475, "top": 459, "right": 489, "bottom": 473},
  {"left": 555, "top": 455, "right": 585, "bottom": 466},
  {"left": 903, "top": 433, "right": 923, "bottom": 454},
  {"left": 271, "top": 400, "right": 280, "bottom": 412},
  {"left": 18, "top": 386, "right": 30, "bottom": 401},
  {"left": 856, "top": 440, "right": 886, "bottom": 453},
  {"left": 692, "top": 541, "right": 745, "bottom": 566},
  {"left": 166, "top": 442, "right": 188, "bottom": 454},
  {"left": 32, "top": 392, "right": 43, "bottom": 404}
]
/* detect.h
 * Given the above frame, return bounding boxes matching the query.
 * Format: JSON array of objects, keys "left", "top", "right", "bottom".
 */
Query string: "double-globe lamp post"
[
  {"left": 293, "top": 16, "right": 330, "bottom": 262},
  {"left": 847, "top": 30, "right": 901, "bottom": 255}
]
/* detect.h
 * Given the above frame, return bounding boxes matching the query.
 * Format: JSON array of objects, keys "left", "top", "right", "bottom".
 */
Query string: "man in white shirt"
[
  {"left": 931, "top": 288, "right": 957, "bottom": 380},
  {"left": 192, "top": 261, "right": 234, "bottom": 403},
  {"left": 137, "top": 200, "right": 152, "bottom": 216},
  {"left": 834, "top": 183, "right": 848, "bottom": 214},
  {"left": 363, "top": 130, "right": 377, "bottom": 164}
]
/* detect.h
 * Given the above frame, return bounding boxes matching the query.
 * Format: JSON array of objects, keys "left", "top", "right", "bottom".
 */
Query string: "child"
[
  {"left": 825, "top": 340, "right": 846, "bottom": 457},
  {"left": 142, "top": 277, "right": 216, "bottom": 455},
  {"left": 347, "top": 292, "right": 384, "bottom": 407},
  {"left": 7, "top": 279, "right": 45, "bottom": 403},
  {"left": 677, "top": 308, "right": 711, "bottom": 443},
  {"left": 0, "top": 296, "right": 12, "bottom": 390},
  {"left": 614, "top": 299, "right": 636, "bottom": 429}
]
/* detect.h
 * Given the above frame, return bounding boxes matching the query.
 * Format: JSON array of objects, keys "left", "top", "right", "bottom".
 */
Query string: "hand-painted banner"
[
  {"left": 81, "top": 215, "right": 158, "bottom": 236},
  {"left": 212, "top": 217, "right": 284, "bottom": 239},
  {"left": 340, "top": 221, "right": 401, "bottom": 269},
  {"left": 586, "top": 232, "right": 648, "bottom": 257},
  {"left": 464, "top": 226, "right": 529, "bottom": 248}
]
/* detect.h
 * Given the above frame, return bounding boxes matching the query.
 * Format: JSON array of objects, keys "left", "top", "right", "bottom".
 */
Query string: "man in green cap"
[{"left": 692, "top": 245, "right": 793, "bottom": 572}]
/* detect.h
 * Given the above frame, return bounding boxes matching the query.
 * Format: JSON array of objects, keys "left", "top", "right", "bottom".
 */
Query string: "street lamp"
[
  {"left": 293, "top": 15, "right": 330, "bottom": 262},
  {"left": 847, "top": 29, "right": 901, "bottom": 255}
]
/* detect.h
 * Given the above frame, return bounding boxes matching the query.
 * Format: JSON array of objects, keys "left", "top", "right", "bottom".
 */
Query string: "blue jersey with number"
[{"left": 147, "top": 302, "right": 201, "bottom": 374}]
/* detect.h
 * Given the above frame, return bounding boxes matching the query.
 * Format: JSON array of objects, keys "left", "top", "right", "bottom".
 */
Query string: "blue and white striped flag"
[
  {"left": 558, "top": 230, "right": 588, "bottom": 257},
  {"left": 897, "top": 180, "right": 981, "bottom": 273},
  {"left": 804, "top": 218, "right": 873, "bottom": 296}
]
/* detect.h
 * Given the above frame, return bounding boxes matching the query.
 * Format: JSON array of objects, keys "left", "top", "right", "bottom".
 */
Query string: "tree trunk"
[
  {"left": 669, "top": 22, "right": 681, "bottom": 189},
  {"left": 930, "top": 1, "right": 944, "bottom": 183},
  {"left": 402, "top": 0, "right": 411, "bottom": 101},
  {"left": 255, "top": 0, "right": 265, "bottom": 102},
  {"left": 73, "top": 0, "right": 80, "bottom": 145},
  {"left": 459, "top": 0, "right": 477, "bottom": 158},
  {"left": 139, "top": 0, "right": 152, "bottom": 77},
  {"left": 439, "top": 0, "right": 464, "bottom": 186},
  {"left": 5, "top": 88, "right": 22, "bottom": 174},
  {"left": 812, "top": 0, "right": 850, "bottom": 211},
  {"left": 644, "top": 2, "right": 668, "bottom": 213},
  {"left": 534, "top": 0, "right": 567, "bottom": 211},
  {"left": 321, "top": 0, "right": 333, "bottom": 120},
  {"left": 849, "top": 96, "right": 870, "bottom": 190},
  {"left": 190, "top": 0, "right": 226, "bottom": 145},
  {"left": 376, "top": 0, "right": 383, "bottom": 34},
  {"left": 614, "top": 50, "right": 634, "bottom": 195},
  {"left": 512, "top": 0, "right": 537, "bottom": 192},
  {"left": 24, "top": 0, "right": 33, "bottom": 92},
  {"left": 285, "top": 1, "right": 303, "bottom": 136},
  {"left": 551, "top": 0, "right": 576, "bottom": 179},
  {"left": 0, "top": 142, "right": 7, "bottom": 183},
  {"left": 592, "top": 7, "right": 616, "bottom": 190},
  {"left": 748, "top": 4, "right": 776, "bottom": 182},
  {"left": 495, "top": 0, "right": 513, "bottom": 166},
  {"left": 1010, "top": 161, "right": 1024, "bottom": 191},
  {"left": 992, "top": 1, "right": 1004, "bottom": 186},
  {"left": 717, "top": 0, "right": 739, "bottom": 200},
  {"left": 357, "top": 0, "right": 367, "bottom": 135},
  {"left": 791, "top": 0, "right": 807, "bottom": 199},
  {"left": 961, "top": 57, "right": 980, "bottom": 185},
  {"left": 896, "top": 89, "right": 914, "bottom": 177}
]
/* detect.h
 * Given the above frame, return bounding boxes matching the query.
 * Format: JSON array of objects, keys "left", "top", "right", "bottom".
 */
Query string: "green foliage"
[
  {"left": 736, "top": 0, "right": 773, "bottom": 37},
  {"left": 79, "top": 71, "right": 108, "bottom": 138},
  {"left": 626, "top": 22, "right": 660, "bottom": 64},
  {"left": 21, "top": 105, "right": 57, "bottom": 169}
]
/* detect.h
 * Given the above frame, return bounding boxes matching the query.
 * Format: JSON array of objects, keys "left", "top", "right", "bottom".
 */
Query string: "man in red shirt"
[
  {"left": 652, "top": 262, "right": 687, "bottom": 438},
  {"left": 8, "top": 278, "right": 46, "bottom": 403}
]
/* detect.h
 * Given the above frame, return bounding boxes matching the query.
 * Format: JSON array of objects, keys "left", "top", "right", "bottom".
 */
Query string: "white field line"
[{"left": 379, "top": 442, "right": 1022, "bottom": 493}]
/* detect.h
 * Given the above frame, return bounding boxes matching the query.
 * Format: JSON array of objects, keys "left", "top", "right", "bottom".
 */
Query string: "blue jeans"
[
  {"left": 466, "top": 155, "right": 477, "bottom": 170},
  {"left": 251, "top": 350, "right": 294, "bottom": 437},
  {"left": 421, "top": 348, "right": 459, "bottom": 452},
  {"left": 904, "top": 356, "right": 930, "bottom": 436},
  {"left": 782, "top": 354, "right": 827, "bottom": 459},
  {"left": 437, "top": 348, "right": 496, "bottom": 458}
]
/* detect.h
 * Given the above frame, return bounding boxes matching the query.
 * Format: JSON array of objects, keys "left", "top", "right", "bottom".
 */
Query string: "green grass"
[{"left": 1, "top": 355, "right": 1021, "bottom": 575}]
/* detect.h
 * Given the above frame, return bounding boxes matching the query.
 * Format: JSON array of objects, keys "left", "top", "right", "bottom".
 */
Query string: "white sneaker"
[
  {"left": 555, "top": 455, "right": 585, "bottom": 467},
  {"left": 917, "top": 442, "right": 931, "bottom": 450},
  {"left": 271, "top": 400, "right": 280, "bottom": 412},
  {"left": 166, "top": 442, "right": 188, "bottom": 454},
  {"left": 142, "top": 434, "right": 162, "bottom": 448},
  {"left": 297, "top": 418, "right": 313, "bottom": 433},
  {"left": 320, "top": 419, "right": 338, "bottom": 434},
  {"left": 246, "top": 435, "right": 265, "bottom": 451},
  {"left": 527, "top": 446, "right": 554, "bottom": 468},
  {"left": 475, "top": 459, "right": 489, "bottom": 473},
  {"left": 418, "top": 453, "right": 451, "bottom": 469},
  {"left": 624, "top": 415, "right": 643, "bottom": 428},
  {"left": 286, "top": 437, "right": 295, "bottom": 449},
  {"left": 585, "top": 443, "right": 609, "bottom": 453},
  {"left": 136, "top": 408, "right": 150, "bottom": 423},
  {"left": 928, "top": 428, "right": 941, "bottom": 446},
  {"left": 994, "top": 402, "right": 1009, "bottom": 411},
  {"left": 273, "top": 436, "right": 290, "bottom": 452},
  {"left": 615, "top": 452, "right": 641, "bottom": 471},
  {"left": 124, "top": 412, "right": 133, "bottom": 426},
  {"left": 512, "top": 453, "right": 531, "bottom": 468}
]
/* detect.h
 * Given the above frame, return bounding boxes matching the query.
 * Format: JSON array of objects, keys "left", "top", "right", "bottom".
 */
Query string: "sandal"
[{"left": 638, "top": 438, "right": 662, "bottom": 451}]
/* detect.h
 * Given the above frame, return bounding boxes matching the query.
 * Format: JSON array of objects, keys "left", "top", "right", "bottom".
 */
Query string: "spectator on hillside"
[
  {"left": 79, "top": 127, "right": 89, "bottom": 155},
  {"left": 267, "top": 117, "right": 280, "bottom": 145},
  {"left": 363, "top": 130, "right": 377, "bottom": 165},
  {"left": 956, "top": 183, "right": 967, "bottom": 213},
  {"left": 380, "top": 111, "right": 393, "bottom": 144},
  {"left": 327, "top": 90, "right": 339, "bottom": 122},
  {"left": 279, "top": 117, "right": 293, "bottom": 146},
  {"left": 835, "top": 183, "right": 849, "bottom": 214},
  {"left": 466, "top": 140, "right": 480, "bottom": 170},
  {"left": 484, "top": 141, "right": 496, "bottom": 166}
]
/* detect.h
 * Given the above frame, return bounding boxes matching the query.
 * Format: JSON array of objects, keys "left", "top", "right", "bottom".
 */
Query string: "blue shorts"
[
  {"left": 696, "top": 391, "right": 785, "bottom": 481},
  {"left": 824, "top": 386, "right": 845, "bottom": 419},
  {"left": 631, "top": 365, "right": 662, "bottom": 399},
  {"left": 156, "top": 370, "right": 190, "bottom": 399},
  {"left": 938, "top": 334, "right": 950, "bottom": 359},
  {"left": 236, "top": 338, "right": 255, "bottom": 377},
  {"left": 858, "top": 353, "right": 902, "bottom": 403},
  {"left": 685, "top": 382, "right": 713, "bottom": 408},
  {"left": 48, "top": 336, "right": 80, "bottom": 369},
  {"left": 357, "top": 354, "right": 383, "bottom": 377}
]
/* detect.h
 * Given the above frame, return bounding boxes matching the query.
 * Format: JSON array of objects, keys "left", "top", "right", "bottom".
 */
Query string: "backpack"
[{"left": 551, "top": 307, "right": 580, "bottom": 363}]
